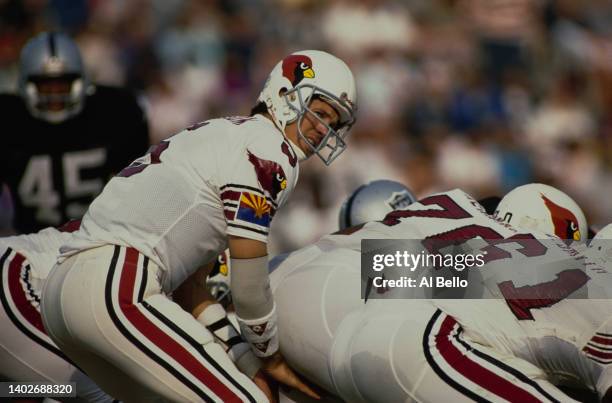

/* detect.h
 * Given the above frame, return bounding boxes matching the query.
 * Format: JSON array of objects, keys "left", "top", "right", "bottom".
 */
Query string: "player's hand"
[
  {"left": 261, "top": 352, "right": 321, "bottom": 400},
  {"left": 252, "top": 369, "right": 278, "bottom": 403}
]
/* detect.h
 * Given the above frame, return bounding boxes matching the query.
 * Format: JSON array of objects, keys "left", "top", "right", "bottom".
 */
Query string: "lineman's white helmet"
[{"left": 495, "top": 183, "right": 587, "bottom": 242}]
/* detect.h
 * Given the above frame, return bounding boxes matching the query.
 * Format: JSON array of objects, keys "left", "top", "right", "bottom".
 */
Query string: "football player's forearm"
[
  {"left": 228, "top": 236, "right": 278, "bottom": 357},
  {"left": 197, "top": 303, "right": 262, "bottom": 378},
  {"left": 230, "top": 255, "right": 279, "bottom": 358},
  {"left": 228, "top": 236, "right": 273, "bottom": 318},
  {"left": 172, "top": 262, "right": 217, "bottom": 317},
  {"left": 230, "top": 255, "right": 273, "bottom": 319},
  {"left": 174, "top": 260, "right": 264, "bottom": 377}
]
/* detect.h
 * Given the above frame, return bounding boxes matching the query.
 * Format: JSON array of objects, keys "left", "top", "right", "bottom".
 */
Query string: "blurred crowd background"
[{"left": 2, "top": 0, "right": 612, "bottom": 254}]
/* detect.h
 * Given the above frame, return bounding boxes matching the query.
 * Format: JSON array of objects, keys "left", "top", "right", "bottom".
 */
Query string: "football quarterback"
[{"left": 41, "top": 50, "right": 357, "bottom": 402}]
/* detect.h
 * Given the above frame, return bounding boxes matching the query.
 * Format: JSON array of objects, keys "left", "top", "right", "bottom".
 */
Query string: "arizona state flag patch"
[{"left": 236, "top": 193, "right": 271, "bottom": 228}]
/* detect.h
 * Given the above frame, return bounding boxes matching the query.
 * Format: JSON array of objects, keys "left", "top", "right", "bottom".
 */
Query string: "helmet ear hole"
[{"left": 278, "top": 88, "right": 288, "bottom": 96}]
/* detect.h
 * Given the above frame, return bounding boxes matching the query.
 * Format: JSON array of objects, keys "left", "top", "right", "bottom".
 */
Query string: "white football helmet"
[
  {"left": 206, "top": 250, "right": 231, "bottom": 307},
  {"left": 18, "top": 32, "right": 88, "bottom": 123},
  {"left": 338, "top": 180, "right": 416, "bottom": 230},
  {"left": 258, "top": 50, "right": 357, "bottom": 165},
  {"left": 495, "top": 183, "right": 587, "bottom": 242},
  {"left": 594, "top": 224, "right": 612, "bottom": 241}
]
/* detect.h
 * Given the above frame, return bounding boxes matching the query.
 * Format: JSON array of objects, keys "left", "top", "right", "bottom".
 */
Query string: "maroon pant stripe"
[
  {"left": 7, "top": 253, "right": 46, "bottom": 334},
  {"left": 436, "top": 315, "right": 542, "bottom": 403},
  {"left": 116, "top": 248, "right": 242, "bottom": 402}
]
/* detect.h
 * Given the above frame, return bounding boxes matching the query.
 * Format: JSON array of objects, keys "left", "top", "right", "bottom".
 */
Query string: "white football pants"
[{"left": 41, "top": 244, "right": 266, "bottom": 402}]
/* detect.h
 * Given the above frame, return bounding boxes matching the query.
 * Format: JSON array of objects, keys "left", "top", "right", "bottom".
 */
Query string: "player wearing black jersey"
[{"left": 0, "top": 31, "right": 149, "bottom": 234}]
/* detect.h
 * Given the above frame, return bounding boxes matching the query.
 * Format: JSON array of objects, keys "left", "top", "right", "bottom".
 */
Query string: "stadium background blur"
[{"left": 1, "top": 0, "right": 612, "bottom": 255}]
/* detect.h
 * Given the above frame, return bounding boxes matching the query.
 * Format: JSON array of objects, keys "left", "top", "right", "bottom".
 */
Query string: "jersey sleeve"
[{"left": 219, "top": 123, "right": 298, "bottom": 243}]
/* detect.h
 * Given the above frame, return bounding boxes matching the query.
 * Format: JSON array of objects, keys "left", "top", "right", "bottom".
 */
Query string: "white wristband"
[
  {"left": 235, "top": 303, "right": 279, "bottom": 358},
  {"left": 197, "top": 304, "right": 260, "bottom": 369}
]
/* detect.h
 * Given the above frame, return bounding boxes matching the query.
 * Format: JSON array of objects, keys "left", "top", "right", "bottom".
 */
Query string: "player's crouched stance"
[
  {"left": 42, "top": 244, "right": 261, "bottom": 402},
  {"left": 0, "top": 223, "right": 114, "bottom": 402},
  {"left": 41, "top": 50, "right": 357, "bottom": 402},
  {"left": 317, "top": 299, "right": 576, "bottom": 403},
  {"left": 272, "top": 187, "right": 597, "bottom": 402}
]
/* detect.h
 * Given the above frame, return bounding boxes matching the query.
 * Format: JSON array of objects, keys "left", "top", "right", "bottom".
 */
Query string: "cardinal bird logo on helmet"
[
  {"left": 210, "top": 251, "right": 229, "bottom": 277},
  {"left": 247, "top": 150, "right": 288, "bottom": 201},
  {"left": 282, "top": 55, "right": 315, "bottom": 86},
  {"left": 542, "top": 195, "right": 582, "bottom": 241}
]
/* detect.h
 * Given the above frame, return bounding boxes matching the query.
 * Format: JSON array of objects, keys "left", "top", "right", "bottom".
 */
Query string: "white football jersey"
[
  {"left": 1, "top": 227, "right": 73, "bottom": 291},
  {"left": 62, "top": 115, "right": 299, "bottom": 292},
  {"left": 357, "top": 188, "right": 612, "bottom": 393},
  {"left": 271, "top": 189, "right": 517, "bottom": 397},
  {"left": 282, "top": 188, "right": 519, "bottom": 260},
  {"left": 271, "top": 188, "right": 612, "bottom": 398},
  {"left": 0, "top": 228, "right": 72, "bottom": 309}
]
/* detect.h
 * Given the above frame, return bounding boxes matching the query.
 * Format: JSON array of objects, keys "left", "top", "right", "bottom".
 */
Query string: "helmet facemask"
[
  {"left": 284, "top": 84, "right": 356, "bottom": 165},
  {"left": 25, "top": 73, "right": 85, "bottom": 123}
]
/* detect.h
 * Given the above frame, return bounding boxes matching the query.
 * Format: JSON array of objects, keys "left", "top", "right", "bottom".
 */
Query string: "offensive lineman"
[
  {"left": 41, "top": 50, "right": 357, "bottom": 402},
  {"left": 268, "top": 186, "right": 612, "bottom": 402},
  {"left": 0, "top": 32, "right": 149, "bottom": 234}
]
